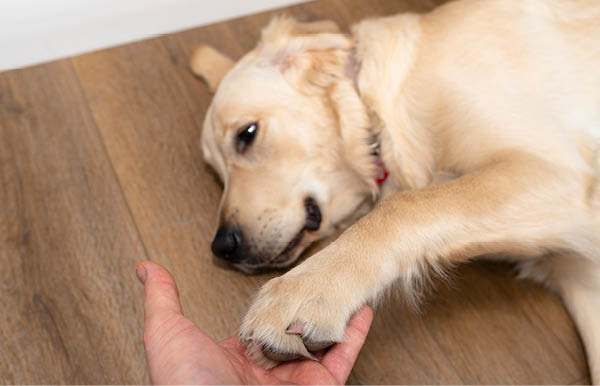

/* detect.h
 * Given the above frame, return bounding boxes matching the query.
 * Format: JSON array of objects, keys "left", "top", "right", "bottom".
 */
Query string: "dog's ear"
[
  {"left": 258, "top": 17, "right": 351, "bottom": 91},
  {"left": 190, "top": 45, "right": 235, "bottom": 93}
]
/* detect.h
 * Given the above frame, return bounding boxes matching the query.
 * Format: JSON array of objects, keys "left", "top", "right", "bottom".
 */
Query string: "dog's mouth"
[
  {"left": 271, "top": 228, "right": 306, "bottom": 265},
  {"left": 235, "top": 197, "right": 322, "bottom": 273},
  {"left": 272, "top": 196, "right": 321, "bottom": 263}
]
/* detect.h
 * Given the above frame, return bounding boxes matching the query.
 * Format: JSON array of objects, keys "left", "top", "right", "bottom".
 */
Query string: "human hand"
[{"left": 136, "top": 261, "right": 373, "bottom": 385}]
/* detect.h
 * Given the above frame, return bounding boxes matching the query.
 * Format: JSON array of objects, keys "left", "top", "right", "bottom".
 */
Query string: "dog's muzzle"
[{"left": 211, "top": 197, "right": 322, "bottom": 268}]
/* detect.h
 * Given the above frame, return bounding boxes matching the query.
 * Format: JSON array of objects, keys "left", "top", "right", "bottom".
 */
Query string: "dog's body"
[{"left": 194, "top": 0, "right": 600, "bottom": 381}]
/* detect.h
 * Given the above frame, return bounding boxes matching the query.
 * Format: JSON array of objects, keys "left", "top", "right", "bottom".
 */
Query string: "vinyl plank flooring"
[
  {"left": 0, "top": 0, "right": 590, "bottom": 384},
  {"left": 0, "top": 61, "right": 148, "bottom": 384},
  {"left": 421, "top": 262, "right": 586, "bottom": 384}
]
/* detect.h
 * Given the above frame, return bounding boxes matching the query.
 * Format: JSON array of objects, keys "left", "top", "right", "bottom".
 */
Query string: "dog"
[{"left": 191, "top": 0, "right": 600, "bottom": 381}]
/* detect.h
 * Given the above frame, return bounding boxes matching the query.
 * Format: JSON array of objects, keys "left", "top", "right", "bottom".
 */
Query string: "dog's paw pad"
[
  {"left": 304, "top": 339, "right": 334, "bottom": 352},
  {"left": 263, "top": 345, "right": 303, "bottom": 362}
]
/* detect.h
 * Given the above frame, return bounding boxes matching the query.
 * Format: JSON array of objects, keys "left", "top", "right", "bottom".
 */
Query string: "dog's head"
[{"left": 194, "top": 17, "right": 379, "bottom": 272}]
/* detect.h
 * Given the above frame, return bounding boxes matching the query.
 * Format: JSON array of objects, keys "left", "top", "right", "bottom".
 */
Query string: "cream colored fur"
[{"left": 193, "top": 0, "right": 600, "bottom": 382}]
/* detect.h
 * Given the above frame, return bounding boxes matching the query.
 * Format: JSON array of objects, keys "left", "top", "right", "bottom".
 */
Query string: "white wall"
[{"left": 0, "top": 0, "right": 307, "bottom": 71}]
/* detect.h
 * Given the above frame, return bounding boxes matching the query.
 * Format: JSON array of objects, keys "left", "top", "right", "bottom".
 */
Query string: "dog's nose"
[{"left": 211, "top": 225, "right": 244, "bottom": 262}]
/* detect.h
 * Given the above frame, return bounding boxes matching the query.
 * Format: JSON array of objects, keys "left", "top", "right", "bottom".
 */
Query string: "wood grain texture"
[
  {"left": 0, "top": 61, "right": 148, "bottom": 384},
  {"left": 0, "top": 0, "right": 590, "bottom": 384}
]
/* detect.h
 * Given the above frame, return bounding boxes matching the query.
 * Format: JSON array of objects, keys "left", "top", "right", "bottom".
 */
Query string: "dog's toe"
[{"left": 239, "top": 269, "right": 352, "bottom": 368}]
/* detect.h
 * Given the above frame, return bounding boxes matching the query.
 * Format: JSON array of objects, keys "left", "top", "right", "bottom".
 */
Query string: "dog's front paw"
[{"left": 239, "top": 268, "right": 357, "bottom": 368}]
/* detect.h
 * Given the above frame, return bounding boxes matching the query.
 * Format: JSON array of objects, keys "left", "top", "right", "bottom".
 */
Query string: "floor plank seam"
[{"left": 67, "top": 58, "right": 153, "bottom": 263}]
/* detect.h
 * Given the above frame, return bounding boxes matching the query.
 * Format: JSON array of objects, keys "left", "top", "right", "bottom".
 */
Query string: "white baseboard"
[{"left": 0, "top": 0, "right": 307, "bottom": 71}]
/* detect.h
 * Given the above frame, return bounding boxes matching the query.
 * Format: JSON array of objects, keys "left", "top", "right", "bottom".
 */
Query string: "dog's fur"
[{"left": 193, "top": 0, "right": 600, "bottom": 381}]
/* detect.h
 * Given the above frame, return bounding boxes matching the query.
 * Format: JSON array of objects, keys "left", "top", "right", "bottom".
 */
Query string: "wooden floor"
[{"left": 0, "top": 0, "right": 591, "bottom": 384}]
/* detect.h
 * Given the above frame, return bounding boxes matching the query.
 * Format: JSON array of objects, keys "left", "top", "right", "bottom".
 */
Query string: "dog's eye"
[{"left": 235, "top": 122, "right": 258, "bottom": 153}]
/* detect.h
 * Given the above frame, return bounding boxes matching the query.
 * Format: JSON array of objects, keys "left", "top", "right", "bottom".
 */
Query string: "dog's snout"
[
  {"left": 304, "top": 197, "right": 322, "bottom": 231},
  {"left": 211, "top": 224, "right": 244, "bottom": 262}
]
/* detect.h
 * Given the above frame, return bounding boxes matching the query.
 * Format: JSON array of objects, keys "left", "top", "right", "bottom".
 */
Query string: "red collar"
[{"left": 375, "top": 160, "right": 389, "bottom": 186}]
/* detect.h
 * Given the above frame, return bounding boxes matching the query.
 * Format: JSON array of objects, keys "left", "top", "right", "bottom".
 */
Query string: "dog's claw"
[{"left": 286, "top": 322, "right": 304, "bottom": 335}]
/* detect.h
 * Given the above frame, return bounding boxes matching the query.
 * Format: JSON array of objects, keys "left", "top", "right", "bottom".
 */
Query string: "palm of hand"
[{"left": 139, "top": 262, "right": 372, "bottom": 385}]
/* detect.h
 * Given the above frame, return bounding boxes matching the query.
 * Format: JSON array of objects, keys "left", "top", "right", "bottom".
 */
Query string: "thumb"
[
  {"left": 321, "top": 305, "right": 373, "bottom": 384},
  {"left": 136, "top": 261, "right": 184, "bottom": 331}
]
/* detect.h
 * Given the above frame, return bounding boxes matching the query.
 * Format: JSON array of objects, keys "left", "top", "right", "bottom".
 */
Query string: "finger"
[
  {"left": 321, "top": 305, "right": 373, "bottom": 384},
  {"left": 137, "top": 261, "right": 184, "bottom": 329}
]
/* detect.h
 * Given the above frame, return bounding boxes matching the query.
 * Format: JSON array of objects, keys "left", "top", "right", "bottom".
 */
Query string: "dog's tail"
[{"left": 521, "top": 255, "right": 600, "bottom": 384}]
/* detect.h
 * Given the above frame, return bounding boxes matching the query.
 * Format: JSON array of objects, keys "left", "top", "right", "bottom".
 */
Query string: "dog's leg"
[{"left": 240, "top": 152, "right": 597, "bottom": 370}]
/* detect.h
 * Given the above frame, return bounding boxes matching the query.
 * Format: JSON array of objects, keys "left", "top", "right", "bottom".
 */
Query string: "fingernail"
[{"left": 136, "top": 263, "right": 147, "bottom": 285}]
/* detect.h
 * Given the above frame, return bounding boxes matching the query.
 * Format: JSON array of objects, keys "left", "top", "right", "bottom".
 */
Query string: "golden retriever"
[{"left": 191, "top": 0, "right": 600, "bottom": 381}]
